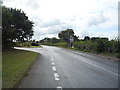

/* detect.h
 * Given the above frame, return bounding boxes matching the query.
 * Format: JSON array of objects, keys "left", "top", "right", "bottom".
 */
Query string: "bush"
[
  {"left": 31, "top": 42, "right": 39, "bottom": 46},
  {"left": 95, "top": 40, "right": 105, "bottom": 53},
  {"left": 42, "top": 42, "right": 67, "bottom": 47}
]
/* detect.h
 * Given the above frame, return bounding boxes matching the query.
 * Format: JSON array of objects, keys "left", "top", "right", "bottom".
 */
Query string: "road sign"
[{"left": 70, "top": 36, "right": 74, "bottom": 42}]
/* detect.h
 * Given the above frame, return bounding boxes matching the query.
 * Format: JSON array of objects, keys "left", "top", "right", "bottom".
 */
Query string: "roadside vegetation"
[
  {"left": 40, "top": 29, "right": 120, "bottom": 58},
  {"left": 15, "top": 41, "right": 41, "bottom": 48},
  {"left": 2, "top": 6, "right": 34, "bottom": 50},
  {"left": 2, "top": 49, "right": 39, "bottom": 88}
]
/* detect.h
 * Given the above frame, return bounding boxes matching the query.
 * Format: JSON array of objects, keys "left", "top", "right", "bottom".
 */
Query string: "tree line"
[
  {"left": 2, "top": 6, "right": 34, "bottom": 49},
  {"left": 41, "top": 29, "right": 120, "bottom": 57}
]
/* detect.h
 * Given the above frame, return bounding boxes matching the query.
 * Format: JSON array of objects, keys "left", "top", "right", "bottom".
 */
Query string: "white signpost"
[{"left": 70, "top": 36, "right": 74, "bottom": 48}]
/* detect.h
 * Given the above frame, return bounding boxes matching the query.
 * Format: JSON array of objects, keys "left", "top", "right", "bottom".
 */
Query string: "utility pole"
[{"left": 67, "top": 29, "right": 70, "bottom": 47}]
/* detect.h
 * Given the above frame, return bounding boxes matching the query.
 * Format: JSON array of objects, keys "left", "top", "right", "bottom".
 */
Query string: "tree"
[
  {"left": 2, "top": 6, "right": 34, "bottom": 49},
  {"left": 50, "top": 37, "right": 59, "bottom": 43},
  {"left": 58, "top": 29, "right": 74, "bottom": 43},
  {"left": 84, "top": 36, "right": 90, "bottom": 41},
  {"left": 73, "top": 35, "right": 79, "bottom": 41},
  {"left": 91, "top": 37, "right": 99, "bottom": 42},
  {"left": 58, "top": 29, "right": 79, "bottom": 47}
]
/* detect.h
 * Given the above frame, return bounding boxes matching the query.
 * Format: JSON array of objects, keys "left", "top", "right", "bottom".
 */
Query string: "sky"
[{"left": 2, "top": 0, "right": 119, "bottom": 40}]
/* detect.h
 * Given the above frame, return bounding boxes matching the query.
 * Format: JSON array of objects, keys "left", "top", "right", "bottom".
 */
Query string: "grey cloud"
[
  {"left": 3, "top": 0, "right": 40, "bottom": 9},
  {"left": 31, "top": 16, "right": 42, "bottom": 27},
  {"left": 26, "top": 0, "right": 40, "bottom": 9},
  {"left": 40, "top": 19, "right": 62, "bottom": 28},
  {"left": 87, "top": 13, "right": 109, "bottom": 27},
  {"left": 45, "top": 26, "right": 62, "bottom": 35},
  {"left": 34, "top": 23, "right": 76, "bottom": 38},
  {"left": 44, "top": 23, "right": 77, "bottom": 35},
  {"left": 3, "top": 0, "right": 13, "bottom": 1},
  {"left": 80, "top": 31, "right": 90, "bottom": 38},
  {"left": 35, "top": 19, "right": 77, "bottom": 38}
]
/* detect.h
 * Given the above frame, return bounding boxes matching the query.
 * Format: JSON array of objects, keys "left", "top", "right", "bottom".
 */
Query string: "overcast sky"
[{"left": 2, "top": 0, "right": 119, "bottom": 40}]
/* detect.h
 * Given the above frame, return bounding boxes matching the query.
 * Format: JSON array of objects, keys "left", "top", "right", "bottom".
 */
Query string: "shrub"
[{"left": 31, "top": 42, "right": 39, "bottom": 46}]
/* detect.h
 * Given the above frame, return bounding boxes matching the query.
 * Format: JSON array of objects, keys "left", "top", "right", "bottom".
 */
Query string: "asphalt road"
[{"left": 15, "top": 45, "right": 119, "bottom": 88}]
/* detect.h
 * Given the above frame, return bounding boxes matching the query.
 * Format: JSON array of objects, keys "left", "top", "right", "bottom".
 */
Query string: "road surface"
[{"left": 15, "top": 45, "right": 119, "bottom": 88}]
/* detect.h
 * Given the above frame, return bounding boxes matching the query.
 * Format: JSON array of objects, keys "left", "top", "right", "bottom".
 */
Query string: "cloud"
[
  {"left": 2, "top": 0, "right": 118, "bottom": 40},
  {"left": 89, "top": 30, "right": 118, "bottom": 40},
  {"left": 87, "top": 13, "right": 109, "bottom": 27},
  {"left": 80, "top": 30, "right": 90, "bottom": 39},
  {"left": 25, "top": 0, "right": 40, "bottom": 10},
  {"left": 40, "top": 19, "right": 62, "bottom": 28}
]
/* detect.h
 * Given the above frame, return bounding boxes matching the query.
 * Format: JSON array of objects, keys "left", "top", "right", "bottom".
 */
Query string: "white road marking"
[
  {"left": 54, "top": 73, "right": 60, "bottom": 81},
  {"left": 55, "top": 77, "right": 60, "bottom": 81},
  {"left": 51, "top": 58, "right": 53, "bottom": 61},
  {"left": 57, "top": 86, "right": 62, "bottom": 90},
  {"left": 52, "top": 66, "right": 57, "bottom": 71},
  {"left": 50, "top": 57, "right": 61, "bottom": 82},
  {"left": 51, "top": 62, "right": 55, "bottom": 66},
  {"left": 80, "top": 59, "right": 119, "bottom": 76}
]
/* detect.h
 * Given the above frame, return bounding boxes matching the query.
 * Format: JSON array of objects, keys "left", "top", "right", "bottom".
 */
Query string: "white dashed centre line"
[
  {"left": 52, "top": 66, "right": 57, "bottom": 71},
  {"left": 51, "top": 62, "right": 55, "bottom": 66},
  {"left": 54, "top": 72, "right": 60, "bottom": 81},
  {"left": 51, "top": 58, "right": 53, "bottom": 61},
  {"left": 50, "top": 57, "right": 61, "bottom": 88},
  {"left": 57, "top": 86, "right": 63, "bottom": 90}
]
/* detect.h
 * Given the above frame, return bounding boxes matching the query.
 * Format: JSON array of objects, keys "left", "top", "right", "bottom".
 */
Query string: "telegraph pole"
[
  {"left": 70, "top": 35, "right": 74, "bottom": 48},
  {"left": 68, "top": 29, "right": 69, "bottom": 47}
]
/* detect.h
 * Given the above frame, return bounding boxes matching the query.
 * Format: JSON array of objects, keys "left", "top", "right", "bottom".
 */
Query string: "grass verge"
[
  {"left": 2, "top": 49, "right": 39, "bottom": 88},
  {"left": 20, "top": 45, "right": 42, "bottom": 48},
  {"left": 29, "top": 46, "right": 42, "bottom": 48},
  {"left": 67, "top": 47, "right": 119, "bottom": 59}
]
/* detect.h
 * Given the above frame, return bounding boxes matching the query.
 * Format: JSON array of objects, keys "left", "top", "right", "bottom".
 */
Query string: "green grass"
[
  {"left": 18, "top": 44, "right": 42, "bottom": 48},
  {"left": 71, "top": 48, "right": 119, "bottom": 58},
  {"left": 100, "top": 52, "right": 119, "bottom": 58},
  {"left": 29, "top": 45, "right": 42, "bottom": 48},
  {"left": 17, "top": 45, "right": 42, "bottom": 48},
  {"left": 2, "top": 49, "right": 39, "bottom": 88}
]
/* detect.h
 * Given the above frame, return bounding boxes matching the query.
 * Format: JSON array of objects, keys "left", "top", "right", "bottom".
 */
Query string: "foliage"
[
  {"left": 96, "top": 39, "right": 106, "bottom": 53},
  {"left": 42, "top": 42, "right": 67, "bottom": 47},
  {"left": 40, "top": 37, "right": 59, "bottom": 43},
  {"left": 16, "top": 41, "right": 40, "bottom": 47},
  {"left": 2, "top": 6, "right": 34, "bottom": 49},
  {"left": 31, "top": 42, "right": 39, "bottom": 46},
  {"left": 58, "top": 29, "right": 79, "bottom": 44},
  {"left": 73, "top": 40, "right": 96, "bottom": 52},
  {"left": 73, "top": 39, "right": 119, "bottom": 57},
  {"left": 50, "top": 37, "right": 59, "bottom": 43},
  {"left": 84, "top": 36, "right": 90, "bottom": 41}
]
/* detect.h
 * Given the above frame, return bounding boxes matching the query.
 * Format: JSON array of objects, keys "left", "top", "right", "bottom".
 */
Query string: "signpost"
[{"left": 70, "top": 35, "right": 74, "bottom": 48}]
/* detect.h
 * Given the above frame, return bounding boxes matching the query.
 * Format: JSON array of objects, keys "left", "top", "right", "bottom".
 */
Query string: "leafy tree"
[
  {"left": 84, "top": 36, "right": 90, "bottom": 41},
  {"left": 91, "top": 37, "right": 99, "bottom": 42},
  {"left": 50, "top": 37, "right": 59, "bottom": 43},
  {"left": 58, "top": 29, "right": 76, "bottom": 43},
  {"left": 2, "top": 6, "right": 34, "bottom": 49},
  {"left": 73, "top": 35, "right": 79, "bottom": 41}
]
